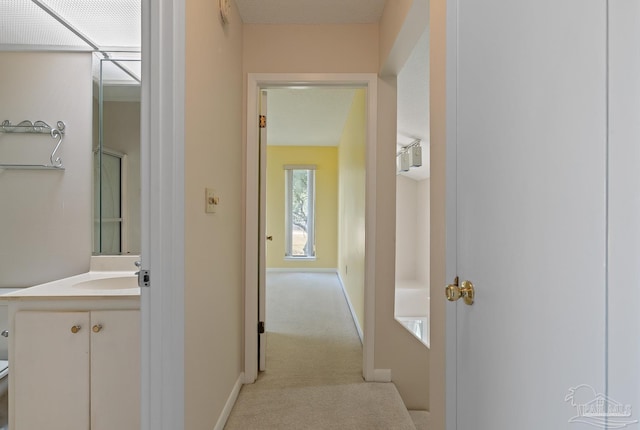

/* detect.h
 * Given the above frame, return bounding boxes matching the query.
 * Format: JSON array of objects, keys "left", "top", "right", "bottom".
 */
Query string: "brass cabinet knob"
[
  {"left": 92, "top": 324, "right": 102, "bottom": 333},
  {"left": 70, "top": 325, "right": 81, "bottom": 334},
  {"left": 266, "top": 235, "right": 273, "bottom": 241},
  {"left": 445, "top": 278, "right": 475, "bottom": 305}
]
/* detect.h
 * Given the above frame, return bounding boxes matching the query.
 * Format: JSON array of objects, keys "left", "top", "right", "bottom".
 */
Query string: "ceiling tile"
[
  {"left": 0, "top": 0, "right": 90, "bottom": 49},
  {"left": 40, "top": 0, "right": 141, "bottom": 49}
]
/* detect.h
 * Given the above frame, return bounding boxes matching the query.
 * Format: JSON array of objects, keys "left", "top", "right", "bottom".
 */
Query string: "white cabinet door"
[
  {"left": 90, "top": 310, "right": 140, "bottom": 430},
  {"left": 451, "top": 0, "right": 607, "bottom": 428},
  {"left": 14, "top": 311, "right": 90, "bottom": 430}
]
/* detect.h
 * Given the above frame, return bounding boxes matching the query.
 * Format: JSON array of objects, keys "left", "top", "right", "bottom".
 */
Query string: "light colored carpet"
[{"left": 224, "top": 272, "right": 416, "bottom": 430}]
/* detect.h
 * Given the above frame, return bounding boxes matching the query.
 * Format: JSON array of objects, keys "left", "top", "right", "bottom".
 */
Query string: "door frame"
[
  {"left": 141, "top": 0, "right": 185, "bottom": 428},
  {"left": 244, "top": 73, "right": 378, "bottom": 383},
  {"left": 430, "top": 0, "right": 458, "bottom": 428},
  {"left": 445, "top": 0, "right": 458, "bottom": 424}
]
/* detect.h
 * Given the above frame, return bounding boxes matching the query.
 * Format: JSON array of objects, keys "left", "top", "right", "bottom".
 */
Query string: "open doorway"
[
  {"left": 262, "top": 87, "right": 366, "bottom": 376},
  {"left": 244, "top": 74, "right": 379, "bottom": 384}
]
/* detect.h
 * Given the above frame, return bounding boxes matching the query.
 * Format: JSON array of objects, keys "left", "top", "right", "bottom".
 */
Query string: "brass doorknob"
[
  {"left": 70, "top": 325, "right": 81, "bottom": 334},
  {"left": 92, "top": 324, "right": 102, "bottom": 333},
  {"left": 445, "top": 278, "right": 475, "bottom": 305}
]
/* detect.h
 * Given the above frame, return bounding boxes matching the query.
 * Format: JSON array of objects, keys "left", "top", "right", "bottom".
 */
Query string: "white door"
[
  {"left": 258, "top": 89, "right": 268, "bottom": 371},
  {"left": 450, "top": 1, "right": 607, "bottom": 428}
]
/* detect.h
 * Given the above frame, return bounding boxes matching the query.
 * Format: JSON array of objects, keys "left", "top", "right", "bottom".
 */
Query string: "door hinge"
[
  {"left": 258, "top": 321, "right": 265, "bottom": 334},
  {"left": 259, "top": 115, "right": 266, "bottom": 128},
  {"left": 137, "top": 269, "right": 150, "bottom": 287}
]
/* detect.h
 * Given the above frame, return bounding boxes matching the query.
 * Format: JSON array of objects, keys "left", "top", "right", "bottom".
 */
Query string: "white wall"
[
  {"left": 416, "top": 178, "right": 430, "bottom": 287},
  {"left": 375, "top": 76, "right": 429, "bottom": 410},
  {"left": 0, "top": 52, "right": 93, "bottom": 288},
  {"left": 395, "top": 175, "right": 418, "bottom": 281},
  {"left": 184, "top": 0, "right": 244, "bottom": 428},
  {"left": 395, "top": 175, "right": 430, "bottom": 318},
  {"left": 243, "top": 24, "right": 379, "bottom": 74}
]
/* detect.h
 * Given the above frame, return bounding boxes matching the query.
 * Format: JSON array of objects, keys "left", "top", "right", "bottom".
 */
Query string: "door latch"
[{"left": 137, "top": 269, "right": 150, "bottom": 287}]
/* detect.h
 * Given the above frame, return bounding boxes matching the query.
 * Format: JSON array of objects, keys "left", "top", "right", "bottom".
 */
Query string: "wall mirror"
[{"left": 93, "top": 54, "right": 141, "bottom": 255}]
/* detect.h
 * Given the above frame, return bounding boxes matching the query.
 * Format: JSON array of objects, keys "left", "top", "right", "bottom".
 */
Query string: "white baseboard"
[
  {"left": 336, "top": 273, "right": 364, "bottom": 344},
  {"left": 213, "top": 372, "right": 244, "bottom": 430},
  {"left": 373, "top": 368, "right": 392, "bottom": 382},
  {"left": 266, "top": 268, "right": 337, "bottom": 273}
]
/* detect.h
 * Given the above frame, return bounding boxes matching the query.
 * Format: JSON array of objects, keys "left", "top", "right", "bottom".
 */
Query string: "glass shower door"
[{"left": 94, "top": 150, "right": 122, "bottom": 254}]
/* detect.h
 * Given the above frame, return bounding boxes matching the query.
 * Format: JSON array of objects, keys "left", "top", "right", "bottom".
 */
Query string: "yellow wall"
[
  {"left": 266, "top": 146, "right": 338, "bottom": 269},
  {"left": 337, "top": 89, "right": 367, "bottom": 333},
  {"left": 185, "top": 0, "right": 244, "bottom": 428}
]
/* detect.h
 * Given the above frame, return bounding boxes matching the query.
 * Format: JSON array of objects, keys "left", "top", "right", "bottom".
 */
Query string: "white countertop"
[{"left": 0, "top": 271, "right": 140, "bottom": 300}]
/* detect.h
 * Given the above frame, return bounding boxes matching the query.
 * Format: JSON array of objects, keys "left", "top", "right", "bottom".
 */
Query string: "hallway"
[{"left": 224, "top": 272, "right": 416, "bottom": 429}]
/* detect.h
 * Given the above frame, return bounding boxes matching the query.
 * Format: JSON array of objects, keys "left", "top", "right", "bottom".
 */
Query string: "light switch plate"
[{"left": 205, "top": 188, "right": 219, "bottom": 213}]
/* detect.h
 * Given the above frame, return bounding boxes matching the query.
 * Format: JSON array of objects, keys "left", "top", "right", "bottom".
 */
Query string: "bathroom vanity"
[{"left": 0, "top": 262, "right": 140, "bottom": 430}]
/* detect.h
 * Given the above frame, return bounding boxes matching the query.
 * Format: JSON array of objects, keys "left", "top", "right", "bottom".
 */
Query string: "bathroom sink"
[{"left": 73, "top": 277, "right": 138, "bottom": 290}]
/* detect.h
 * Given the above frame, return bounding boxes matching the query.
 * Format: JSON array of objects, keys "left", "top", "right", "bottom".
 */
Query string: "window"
[{"left": 284, "top": 166, "right": 316, "bottom": 258}]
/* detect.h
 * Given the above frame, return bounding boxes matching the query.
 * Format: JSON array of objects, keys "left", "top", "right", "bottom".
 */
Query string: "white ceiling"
[
  {"left": 234, "top": 0, "right": 386, "bottom": 24},
  {"left": 266, "top": 88, "right": 357, "bottom": 147}
]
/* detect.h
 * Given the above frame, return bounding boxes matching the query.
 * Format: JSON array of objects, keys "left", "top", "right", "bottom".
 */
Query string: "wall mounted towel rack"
[{"left": 0, "top": 120, "right": 66, "bottom": 170}]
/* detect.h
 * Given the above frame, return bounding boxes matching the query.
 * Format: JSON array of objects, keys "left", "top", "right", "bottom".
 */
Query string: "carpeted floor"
[{"left": 224, "top": 272, "right": 416, "bottom": 430}]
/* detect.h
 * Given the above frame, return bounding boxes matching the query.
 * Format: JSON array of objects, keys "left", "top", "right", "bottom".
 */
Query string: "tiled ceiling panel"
[
  {"left": 40, "top": 0, "right": 141, "bottom": 49},
  {"left": 0, "top": 0, "right": 90, "bottom": 48}
]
